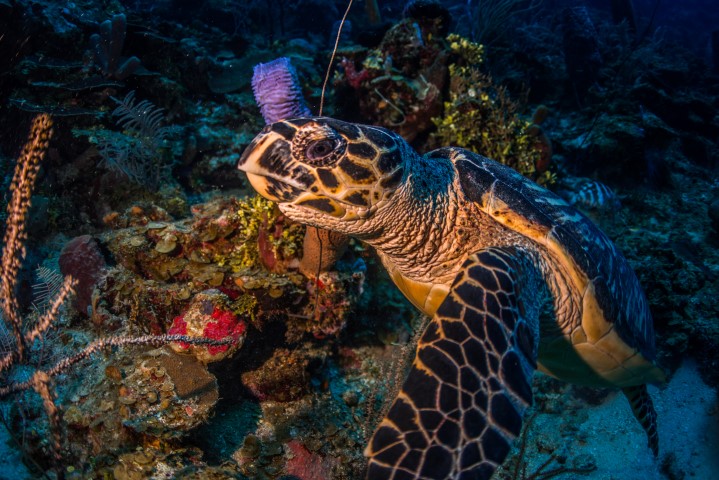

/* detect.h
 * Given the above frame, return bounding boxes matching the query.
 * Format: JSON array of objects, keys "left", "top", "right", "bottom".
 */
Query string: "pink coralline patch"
[
  {"left": 168, "top": 315, "right": 190, "bottom": 349},
  {"left": 204, "top": 308, "right": 246, "bottom": 355},
  {"left": 168, "top": 289, "right": 247, "bottom": 363},
  {"left": 340, "top": 57, "right": 370, "bottom": 89},
  {"left": 286, "top": 440, "right": 337, "bottom": 480}
]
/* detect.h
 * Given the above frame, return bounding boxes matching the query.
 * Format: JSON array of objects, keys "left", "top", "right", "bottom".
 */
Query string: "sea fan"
[{"left": 252, "top": 57, "right": 311, "bottom": 124}]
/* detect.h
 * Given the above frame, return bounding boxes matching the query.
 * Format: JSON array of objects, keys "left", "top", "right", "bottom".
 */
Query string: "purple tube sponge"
[{"left": 251, "top": 57, "right": 311, "bottom": 124}]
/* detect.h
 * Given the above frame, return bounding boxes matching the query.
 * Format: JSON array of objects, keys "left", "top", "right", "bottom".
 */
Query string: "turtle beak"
[{"left": 238, "top": 129, "right": 306, "bottom": 202}]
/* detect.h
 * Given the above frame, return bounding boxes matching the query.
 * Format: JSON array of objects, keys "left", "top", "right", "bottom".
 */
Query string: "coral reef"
[
  {"left": 333, "top": 24, "right": 551, "bottom": 185},
  {"left": 0, "top": 116, "right": 239, "bottom": 477},
  {"left": 430, "top": 34, "right": 551, "bottom": 183},
  {"left": 333, "top": 15, "right": 450, "bottom": 143}
]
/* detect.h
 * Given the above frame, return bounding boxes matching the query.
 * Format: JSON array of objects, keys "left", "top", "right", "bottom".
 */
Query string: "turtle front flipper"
[{"left": 366, "top": 247, "right": 543, "bottom": 480}]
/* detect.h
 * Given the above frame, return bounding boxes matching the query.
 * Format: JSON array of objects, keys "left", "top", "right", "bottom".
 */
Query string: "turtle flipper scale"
[
  {"left": 623, "top": 384, "right": 659, "bottom": 456},
  {"left": 366, "top": 248, "right": 542, "bottom": 480}
]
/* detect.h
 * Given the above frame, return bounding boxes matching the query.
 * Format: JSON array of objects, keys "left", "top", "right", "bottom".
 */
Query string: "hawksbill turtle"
[{"left": 237, "top": 117, "right": 665, "bottom": 480}]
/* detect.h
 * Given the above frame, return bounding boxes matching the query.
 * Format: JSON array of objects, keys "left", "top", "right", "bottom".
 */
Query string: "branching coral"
[
  {"left": 0, "top": 115, "right": 76, "bottom": 468},
  {"left": 0, "top": 115, "right": 76, "bottom": 369},
  {"left": 431, "top": 34, "right": 552, "bottom": 183}
]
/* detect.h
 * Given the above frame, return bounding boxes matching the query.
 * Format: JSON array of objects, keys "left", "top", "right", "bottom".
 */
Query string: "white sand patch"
[{"left": 497, "top": 360, "right": 718, "bottom": 479}]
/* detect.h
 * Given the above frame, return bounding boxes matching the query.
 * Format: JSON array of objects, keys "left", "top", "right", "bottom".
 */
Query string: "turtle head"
[{"left": 238, "top": 117, "right": 407, "bottom": 230}]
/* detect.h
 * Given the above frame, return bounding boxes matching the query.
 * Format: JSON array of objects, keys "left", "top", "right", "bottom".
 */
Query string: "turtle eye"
[
  {"left": 292, "top": 126, "right": 346, "bottom": 166},
  {"left": 306, "top": 138, "right": 338, "bottom": 161}
]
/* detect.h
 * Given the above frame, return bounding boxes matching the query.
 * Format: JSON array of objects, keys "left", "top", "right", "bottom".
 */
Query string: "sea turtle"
[{"left": 237, "top": 117, "right": 665, "bottom": 479}]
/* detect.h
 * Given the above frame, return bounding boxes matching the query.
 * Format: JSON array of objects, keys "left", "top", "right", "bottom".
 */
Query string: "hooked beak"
[{"left": 238, "top": 129, "right": 306, "bottom": 202}]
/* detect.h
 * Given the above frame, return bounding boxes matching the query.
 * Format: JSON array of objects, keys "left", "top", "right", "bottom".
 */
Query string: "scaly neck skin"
[{"left": 352, "top": 151, "right": 471, "bottom": 285}]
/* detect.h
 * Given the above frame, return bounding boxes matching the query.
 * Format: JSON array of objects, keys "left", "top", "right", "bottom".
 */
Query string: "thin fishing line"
[
  {"left": 319, "top": 0, "right": 355, "bottom": 115},
  {"left": 313, "top": 0, "right": 353, "bottom": 319}
]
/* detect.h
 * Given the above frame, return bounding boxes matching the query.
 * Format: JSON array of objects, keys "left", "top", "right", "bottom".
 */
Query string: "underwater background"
[{"left": 0, "top": 0, "right": 717, "bottom": 478}]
